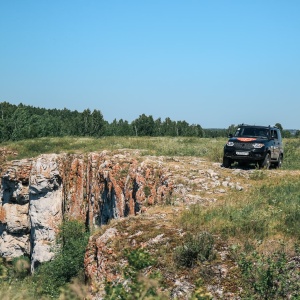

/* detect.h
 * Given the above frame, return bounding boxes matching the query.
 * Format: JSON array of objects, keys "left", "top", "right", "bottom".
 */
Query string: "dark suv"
[{"left": 223, "top": 124, "right": 283, "bottom": 169}]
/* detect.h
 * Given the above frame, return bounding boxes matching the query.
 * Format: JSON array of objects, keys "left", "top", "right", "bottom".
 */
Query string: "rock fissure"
[{"left": 0, "top": 151, "right": 173, "bottom": 271}]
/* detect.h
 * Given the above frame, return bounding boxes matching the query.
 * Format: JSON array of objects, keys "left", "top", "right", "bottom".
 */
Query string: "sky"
[{"left": 1, "top": 1, "right": 300, "bottom": 129}]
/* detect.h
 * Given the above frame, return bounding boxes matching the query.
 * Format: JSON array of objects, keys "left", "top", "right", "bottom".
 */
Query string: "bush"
[
  {"left": 33, "top": 219, "right": 89, "bottom": 298},
  {"left": 11, "top": 256, "right": 31, "bottom": 280},
  {"left": 104, "top": 248, "right": 167, "bottom": 300},
  {"left": 174, "top": 232, "right": 214, "bottom": 268},
  {"left": 125, "top": 248, "right": 155, "bottom": 271},
  {"left": 282, "top": 139, "right": 300, "bottom": 170},
  {"left": 238, "top": 249, "right": 300, "bottom": 299}
]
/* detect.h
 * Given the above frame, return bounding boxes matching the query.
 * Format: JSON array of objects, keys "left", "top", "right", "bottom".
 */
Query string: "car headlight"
[
  {"left": 226, "top": 141, "right": 234, "bottom": 146},
  {"left": 253, "top": 143, "right": 264, "bottom": 148}
]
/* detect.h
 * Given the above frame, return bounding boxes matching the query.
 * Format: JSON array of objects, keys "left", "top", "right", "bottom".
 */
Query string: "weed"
[
  {"left": 164, "top": 194, "right": 176, "bottom": 205},
  {"left": 205, "top": 144, "right": 223, "bottom": 163},
  {"left": 0, "top": 257, "right": 8, "bottom": 281},
  {"left": 174, "top": 232, "right": 214, "bottom": 268},
  {"left": 104, "top": 248, "right": 168, "bottom": 299},
  {"left": 124, "top": 248, "right": 155, "bottom": 271},
  {"left": 238, "top": 249, "right": 300, "bottom": 299},
  {"left": 181, "top": 176, "right": 300, "bottom": 243},
  {"left": 249, "top": 169, "right": 266, "bottom": 180},
  {"left": 190, "top": 279, "right": 213, "bottom": 299},
  {"left": 143, "top": 185, "right": 151, "bottom": 198},
  {"left": 282, "top": 139, "right": 300, "bottom": 170},
  {"left": 11, "top": 256, "right": 31, "bottom": 279}
]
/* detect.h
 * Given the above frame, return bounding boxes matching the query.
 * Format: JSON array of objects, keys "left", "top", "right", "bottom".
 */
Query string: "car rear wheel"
[
  {"left": 259, "top": 153, "right": 271, "bottom": 169},
  {"left": 274, "top": 154, "right": 283, "bottom": 168},
  {"left": 223, "top": 157, "right": 232, "bottom": 168}
]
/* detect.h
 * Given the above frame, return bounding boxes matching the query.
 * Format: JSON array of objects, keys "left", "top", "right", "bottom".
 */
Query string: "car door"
[{"left": 271, "top": 129, "right": 280, "bottom": 159}]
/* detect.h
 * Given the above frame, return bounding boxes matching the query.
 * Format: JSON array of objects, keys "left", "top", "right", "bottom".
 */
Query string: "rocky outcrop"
[
  {"left": 0, "top": 151, "right": 173, "bottom": 271},
  {"left": 29, "top": 154, "right": 63, "bottom": 270},
  {"left": 0, "top": 159, "right": 32, "bottom": 259}
]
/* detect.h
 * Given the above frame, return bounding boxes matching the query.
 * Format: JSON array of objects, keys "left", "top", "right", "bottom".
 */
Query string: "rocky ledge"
[
  {"left": 1, "top": 149, "right": 260, "bottom": 299},
  {"left": 0, "top": 151, "right": 173, "bottom": 271}
]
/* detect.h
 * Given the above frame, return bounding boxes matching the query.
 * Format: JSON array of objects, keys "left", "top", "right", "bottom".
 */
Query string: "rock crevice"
[{"left": 0, "top": 151, "right": 173, "bottom": 271}]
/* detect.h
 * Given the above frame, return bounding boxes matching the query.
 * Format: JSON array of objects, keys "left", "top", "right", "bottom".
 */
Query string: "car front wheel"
[
  {"left": 223, "top": 157, "right": 232, "bottom": 168},
  {"left": 259, "top": 153, "right": 271, "bottom": 169}
]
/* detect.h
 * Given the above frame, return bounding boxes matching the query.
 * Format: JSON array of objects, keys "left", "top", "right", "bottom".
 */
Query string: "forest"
[{"left": 0, "top": 101, "right": 297, "bottom": 142}]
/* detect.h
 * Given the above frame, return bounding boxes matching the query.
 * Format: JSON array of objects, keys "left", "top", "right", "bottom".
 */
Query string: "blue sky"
[{"left": 1, "top": 1, "right": 299, "bottom": 129}]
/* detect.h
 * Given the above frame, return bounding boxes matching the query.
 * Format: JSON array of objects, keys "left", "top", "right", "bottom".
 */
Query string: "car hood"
[{"left": 228, "top": 137, "right": 267, "bottom": 143}]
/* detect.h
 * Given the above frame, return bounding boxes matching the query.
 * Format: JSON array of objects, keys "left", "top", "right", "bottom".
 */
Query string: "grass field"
[
  {"left": 1, "top": 136, "right": 300, "bottom": 299},
  {"left": 3, "top": 136, "right": 300, "bottom": 170}
]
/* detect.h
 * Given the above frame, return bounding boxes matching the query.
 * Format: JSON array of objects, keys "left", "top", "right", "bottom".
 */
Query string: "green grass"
[
  {"left": 2, "top": 136, "right": 299, "bottom": 170},
  {"left": 1, "top": 136, "right": 226, "bottom": 162},
  {"left": 180, "top": 175, "right": 300, "bottom": 245},
  {"left": 282, "top": 138, "right": 300, "bottom": 170},
  {"left": 1, "top": 136, "right": 300, "bottom": 299},
  {"left": 179, "top": 174, "right": 300, "bottom": 297},
  {"left": 0, "top": 220, "right": 89, "bottom": 299}
]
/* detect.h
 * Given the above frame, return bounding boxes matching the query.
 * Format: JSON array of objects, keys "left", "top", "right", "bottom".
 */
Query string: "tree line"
[
  {"left": 0, "top": 102, "right": 207, "bottom": 142},
  {"left": 0, "top": 102, "right": 298, "bottom": 142}
]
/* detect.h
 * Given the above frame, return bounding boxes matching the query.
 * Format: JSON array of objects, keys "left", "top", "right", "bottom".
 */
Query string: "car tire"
[
  {"left": 223, "top": 157, "right": 232, "bottom": 168},
  {"left": 260, "top": 153, "right": 271, "bottom": 169},
  {"left": 274, "top": 154, "right": 283, "bottom": 169},
  {"left": 238, "top": 161, "right": 248, "bottom": 168}
]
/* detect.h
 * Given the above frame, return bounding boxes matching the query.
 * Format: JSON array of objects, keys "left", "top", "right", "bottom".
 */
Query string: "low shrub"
[
  {"left": 125, "top": 248, "right": 155, "bottom": 271},
  {"left": 249, "top": 169, "right": 266, "bottom": 180},
  {"left": 174, "top": 232, "right": 214, "bottom": 268},
  {"left": 11, "top": 256, "right": 31, "bottom": 280},
  {"left": 238, "top": 249, "right": 300, "bottom": 299},
  {"left": 282, "top": 139, "right": 300, "bottom": 170},
  {"left": 32, "top": 219, "right": 89, "bottom": 298},
  {"left": 104, "top": 248, "right": 167, "bottom": 300}
]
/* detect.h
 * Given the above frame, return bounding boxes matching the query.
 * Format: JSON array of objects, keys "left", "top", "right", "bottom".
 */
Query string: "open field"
[
  {"left": 1, "top": 137, "right": 300, "bottom": 299},
  {"left": 2, "top": 136, "right": 300, "bottom": 170}
]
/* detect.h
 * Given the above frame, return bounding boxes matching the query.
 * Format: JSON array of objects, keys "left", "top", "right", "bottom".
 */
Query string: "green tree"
[
  {"left": 189, "top": 124, "right": 203, "bottom": 137},
  {"left": 283, "top": 130, "right": 292, "bottom": 138},
  {"left": 176, "top": 120, "right": 190, "bottom": 136},
  {"left": 90, "top": 109, "right": 105, "bottom": 136},
  {"left": 161, "top": 117, "right": 177, "bottom": 136},
  {"left": 132, "top": 114, "right": 155, "bottom": 136},
  {"left": 227, "top": 124, "right": 237, "bottom": 136},
  {"left": 275, "top": 123, "right": 284, "bottom": 137},
  {"left": 153, "top": 117, "right": 163, "bottom": 136}
]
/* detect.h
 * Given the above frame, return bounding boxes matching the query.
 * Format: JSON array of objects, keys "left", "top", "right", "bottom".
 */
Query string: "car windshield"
[{"left": 234, "top": 127, "right": 269, "bottom": 139}]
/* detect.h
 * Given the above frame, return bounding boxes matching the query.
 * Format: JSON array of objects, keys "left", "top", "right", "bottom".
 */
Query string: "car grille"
[{"left": 234, "top": 142, "right": 254, "bottom": 150}]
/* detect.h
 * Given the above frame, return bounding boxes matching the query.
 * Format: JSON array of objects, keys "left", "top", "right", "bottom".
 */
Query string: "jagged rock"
[
  {"left": 211, "top": 180, "right": 221, "bottom": 187},
  {"left": 207, "top": 169, "right": 219, "bottom": 178},
  {"left": 2, "top": 203, "right": 29, "bottom": 233},
  {"left": 0, "top": 151, "right": 173, "bottom": 271},
  {"left": 222, "top": 181, "right": 229, "bottom": 187},
  {"left": 85, "top": 227, "right": 120, "bottom": 297},
  {"left": 170, "top": 279, "right": 195, "bottom": 299},
  {"left": 0, "top": 230, "right": 30, "bottom": 258},
  {"left": 235, "top": 184, "right": 243, "bottom": 191},
  {"left": 0, "top": 150, "right": 252, "bottom": 298}
]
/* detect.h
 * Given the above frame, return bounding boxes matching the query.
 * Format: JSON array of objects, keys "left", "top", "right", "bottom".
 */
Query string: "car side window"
[
  {"left": 276, "top": 130, "right": 282, "bottom": 141},
  {"left": 272, "top": 130, "right": 278, "bottom": 139}
]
